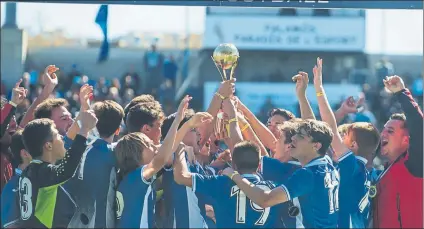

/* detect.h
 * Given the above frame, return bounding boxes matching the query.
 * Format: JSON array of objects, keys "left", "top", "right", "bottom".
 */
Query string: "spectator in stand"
[
  {"left": 163, "top": 55, "right": 178, "bottom": 87},
  {"left": 120, "top": 75, "right": 138, "bottom": 98},
  {"left": 158, "top": 79, "right": 175, "bottom": 107},
  {"left": 95, "top": 77, "right": 109, "bottom": 101},
  {"left": 258, "top": 96, "right": 276, "bottom": 124},
  {"left": 121, "top": 65, "right": 141, "bottom": 94},
  {"left": 373, "top": 75, "right": 423, "bottom": 228},
  {"left": 143, "top": 44, "right": 164, "bottom": 95},
  {"left": 375, "top": 59, "right": 394, "bottom": 90}
]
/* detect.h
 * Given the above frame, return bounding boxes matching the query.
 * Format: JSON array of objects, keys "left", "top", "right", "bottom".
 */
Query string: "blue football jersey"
[
  {"left": 116, "top": 165, "right": 156, "bottom": 228},
  {"left": 279, "top": 156, "right": 340, "bottom": 228},
  {"left": 58, "top": 138, "right": 117, "bottom": 228},
  {"left": 1, "top": 169, "right": 21, "bottom": 228},
  {"left": 260, "top": 156, "right": 301, "bottom": 228},
  {"left": 193, "top": 173, "right": 280, "bottom": 228},
  {"left": 161, "top": 157, "right": 209, "bottom": 228},
  {"left": 337, "top": 152, "right": 372, "bottom": 228}
]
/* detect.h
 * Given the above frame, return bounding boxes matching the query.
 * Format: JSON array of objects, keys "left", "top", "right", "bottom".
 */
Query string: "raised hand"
[
  {"left": 383, "top": 75, "right": 406, "bottom": 93},
  {"left": 218, "top": 78, "right": 236, "bottom": 99},
  {"left": 293, "top": 71, "right": 309, "bottom": 97},
  {"left": 79, "top": 84, "right": 93, "bottom": 111},
  {"left": 222, "top": 167, "right": 236, "bottom": 178},
  {"left": 188, "top": 112, "right": 213, "bottom": 128},
  {"left": 222, "top": 98, "right": 236, "bottom": 117},
  {"left": 340, "top": 95, "right": 365, "bottom": 114},
  {"left": 11, "top": 79, "right": 28, "bottom": 105},
  {"left": 78, "top": 110, "right": 98, "bottom": 132},
  {"left": 313, "top": 57, "right": 323, "bottom": 87},
  {"left": 43, "top": 65, "right": 59, "bottom": 87},
  {"left": 176, "top": 95, "right": 192, "bottom": 121},
  {"left": 216, "top": 149, "right": 232, "bottom": 163}
]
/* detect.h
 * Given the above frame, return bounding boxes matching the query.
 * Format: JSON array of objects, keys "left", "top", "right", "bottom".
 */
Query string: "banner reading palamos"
[{"left": 203, "top": 15, "right": 365, "bottom": 52}]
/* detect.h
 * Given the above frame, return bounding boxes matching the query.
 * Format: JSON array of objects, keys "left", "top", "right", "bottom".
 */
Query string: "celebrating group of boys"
[{"left": 0, "top": 58, "right": 422, "bottom": 229}]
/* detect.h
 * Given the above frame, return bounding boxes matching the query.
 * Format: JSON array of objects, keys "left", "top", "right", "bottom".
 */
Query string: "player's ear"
[
  {"left": 313, "top": 142, "right": 322, "bottom": 153},
  {"left": 20, "top": 149, "right": 30, "bottom": 159},
  {"left": 44, "top": 141, "right": 53, "bottom": 151},
  {"left": 141, "top": 124, "right": 150, "bottom": 134},
  {"left": 114, "top": 127, "right": 121, "bottom": 136},
  {"left": 350, "top": 141, "right": 358, "bottom": 150}
]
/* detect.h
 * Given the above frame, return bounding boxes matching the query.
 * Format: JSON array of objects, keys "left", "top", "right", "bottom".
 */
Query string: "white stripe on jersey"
[
  {"left": 186, "top": 186, "right": 208, "bottom": 228},
  {"left": 140, "top": 186, "right": 152, "bottom": 228},
  {"left": 293, "top": 198, "right": 305, "bottom": 228},
  {"left": 106, "top": 168, "right": 117, "bottom": 228}
]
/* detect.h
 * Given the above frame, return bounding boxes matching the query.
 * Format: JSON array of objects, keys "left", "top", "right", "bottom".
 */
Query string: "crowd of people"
[{"left": 0, "top": 57, "right": 422, "bottom": 229}]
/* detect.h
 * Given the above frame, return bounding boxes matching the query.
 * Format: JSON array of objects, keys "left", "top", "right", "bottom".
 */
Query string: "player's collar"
[
  {"left": 15, "top": 168, "right": 22, "bottom": 175},
  {"left": 304, "top": 155, "right": 331, "bottom": 168},
  {"left": 30, "top": 159, "right": 43, "bottom": 164},
  {"left": 241, "top": 173, "right": 261, "bottom": 181},
  {"left": 355, "top": 156, "right": 368, "bottom": 165},
  {"left": 288, "top": 160, "right": 301, "bottom": 166}
]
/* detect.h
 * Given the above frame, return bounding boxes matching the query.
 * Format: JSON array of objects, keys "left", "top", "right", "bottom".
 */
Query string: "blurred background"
[{"left": 0, "top": 3, "right": 422, "bottom": 130}]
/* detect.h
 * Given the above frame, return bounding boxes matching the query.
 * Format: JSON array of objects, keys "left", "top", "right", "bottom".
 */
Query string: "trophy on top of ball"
[
  {"left": 212, "top": 43, "right": 240, "bottom": 141},
  {"left": 211, "top": 43, "right": 239, "bottom": 82}
]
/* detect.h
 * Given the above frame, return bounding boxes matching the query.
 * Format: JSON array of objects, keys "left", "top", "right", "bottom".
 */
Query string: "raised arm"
[
  {"left": 143, "top": 95, "right": 191, "bottom": 180},
  {"left": 293, "top": 72, "right": 316, "bottom": 120},
  {"left": 238, "top": 112, "right": 268, "bottom": 156},
  {"left": 222, "top": 167, "right": 287, "bottom": 208},
  {"left": 312, "top": 58, "right": 349, "bottom": 161},
  {"left": 237, "top": 98, "right": 278, "bottom": 154},
  {"left": 144, "top": 97, "right": 213, "bottom": 180},
  {"left": 66, "top": 84, "right": 93, "bottom": 140},
  {"left": 19, "top": 65, "right": 58, "bottom": 128},
  {"left": 172, "top": 111, "right": 214, "bottom": 153},
  {"left": 198, "top": 79, "right": 235, "bottom": 148},
  {"left": 1, "top": 79, "right": 27, "bottom": 137},
  {"left": 222, "top": 98, "right": 243, "bottom": 150},
  {"left": 173, "top": 145, "right": 194, "bottom": 187},
  {"left": 334, "top": 95, "right": 365, "bottom": 124},
  {"left": 384, "top": 76, "right": 423, "bottom": 177}
]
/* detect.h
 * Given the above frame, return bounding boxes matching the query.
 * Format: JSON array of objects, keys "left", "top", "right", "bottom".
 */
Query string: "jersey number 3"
[
  {"left": 231, "top": 185, "right": 271, "bottom": 226},
  {"left": 19, "top": 177, "right": 33, "bottom": 220}
]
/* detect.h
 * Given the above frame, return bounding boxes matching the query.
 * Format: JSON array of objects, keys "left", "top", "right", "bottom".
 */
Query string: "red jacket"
[
  {"left": 1, "top": 102, "right": 16, "bottom": 194},
  {"left": 0, "top": 153, "right": 13, "bottom": 194},
  {"left": 373, "top": 89, "right": 423, "bottom": 228}
]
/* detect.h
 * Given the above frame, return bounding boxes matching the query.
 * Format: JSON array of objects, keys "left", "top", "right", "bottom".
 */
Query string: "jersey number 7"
[{"left": 231, "top": 185, "right": 271, "bottom": 226}]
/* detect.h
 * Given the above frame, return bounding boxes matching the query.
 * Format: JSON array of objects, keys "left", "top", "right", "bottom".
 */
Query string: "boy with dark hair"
[
  {"left": 123, "top": 94, "right": 161, "bottom": 125},
  {"left": 60, "top": 100, "right": 124, "bottom": 228},
  {"left": 267, "top": 108, "right": 296, "bottom": 138},
  {"left": 18, "top": 111, "right": 97, "bottom": 228},
  {"left": 173, "top": 140, "right": 280, "bottom": 228},
  {"left": 126, "top": 103, "right": 164, "bottom": 145},
  {"left": 1, "top": 129, "right": 32, "bottom": 228},
  {"left": 33, "top": 85, "right": 93, "bottom": 150},
  {"left": 223, "top": 119, "right": 340, "bottom": 228},
  {"left": 114, "top": 96, "right": 212, "bottom": 228},
  {"left": 34, "top": 98, "right": 72, "bottom": 136}
]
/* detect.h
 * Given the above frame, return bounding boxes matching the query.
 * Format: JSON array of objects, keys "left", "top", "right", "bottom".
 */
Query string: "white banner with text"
[{"left": 203, "top": 15, "right": 365, "bottom": 52}]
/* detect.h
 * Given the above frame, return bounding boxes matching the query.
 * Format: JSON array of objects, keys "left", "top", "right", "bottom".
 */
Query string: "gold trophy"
[
  {"left": 211, "top": 43, "right": 240, "bottom": 140},
  {"left": 211, "top": 43, "right": 239, "bottom": 82}
]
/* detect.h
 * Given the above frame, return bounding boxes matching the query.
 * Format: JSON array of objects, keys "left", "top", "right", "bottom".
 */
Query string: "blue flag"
[{"left": 95, "top": 5, "right": 109, "bottom": 62}]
